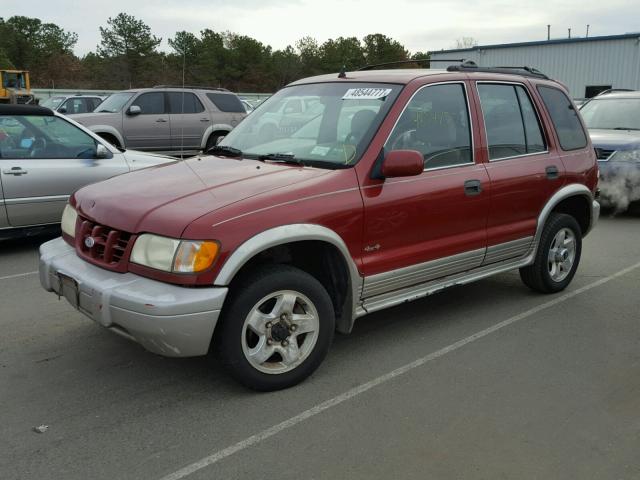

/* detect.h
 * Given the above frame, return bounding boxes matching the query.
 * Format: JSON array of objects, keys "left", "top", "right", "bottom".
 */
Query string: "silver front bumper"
[{"left": 39, "top": 237, "right": 228, "bottom": 357}]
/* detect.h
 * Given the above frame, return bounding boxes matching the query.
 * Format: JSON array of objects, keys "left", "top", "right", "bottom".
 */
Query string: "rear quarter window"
[
  {"left": 206, "top": 93, "right": 246, "bottom": 113},
  {"left": 537, "top": 86, "right": 587, "bottom": 151}
]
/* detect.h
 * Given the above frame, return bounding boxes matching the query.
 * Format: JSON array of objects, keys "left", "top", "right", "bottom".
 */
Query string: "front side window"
[
  {"left": 131, "top": 92, "right": 165, "bottom": 115},
  {"left": 579, "top": 98, "right": 640, "bottom": 131},
  {"left": 41, "top": 97, "right": 66, "bottom": 109},
  {"left": 0, "top": 115, "right": 98, "bottom": 159},
  {"left": 537, "top": 86, "right": 587, "bottom": 150},
  {"left": 478, "top": 83, "right": 546, "bottom": 160},
  {"left": 219, "top": 82, "right": 402, "bottom": 168},
  {"left": 168, "top": 92, "right": 205, "bottom": 114},
  {"left": 386, "top": 83, "right": 473, "bottom": 169}
]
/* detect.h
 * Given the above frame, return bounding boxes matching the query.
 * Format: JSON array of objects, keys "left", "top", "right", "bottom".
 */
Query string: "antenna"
[
  {"left": 547, "top": 24, "right": 551, "bottom": 40},
  {"left": 586, "top": 24, "right": 590, "bottom": 37},
  {"left": 173, "top": 45, "right": 187, "bottom": 159}
]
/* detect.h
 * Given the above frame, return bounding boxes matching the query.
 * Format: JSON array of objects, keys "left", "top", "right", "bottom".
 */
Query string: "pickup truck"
[{"left": 39, "top": 63, "right": 599, "bottom": 391}]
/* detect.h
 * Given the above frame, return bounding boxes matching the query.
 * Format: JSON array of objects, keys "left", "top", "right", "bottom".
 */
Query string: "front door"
[
  {"left": 123, "top": 91, "right": 171, "bottom": 152},
  {"left": 471, "top": 81, "right": 562, "bottom": 260},
  {"left": 0, "top": 114, "right": 128, "bottom": 226},
  {"left": 360, "top": 82, "right": 490, "bottom": 298}
]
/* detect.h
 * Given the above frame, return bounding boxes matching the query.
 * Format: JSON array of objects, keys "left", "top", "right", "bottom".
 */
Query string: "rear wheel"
[
  {"left": 205, "top": 132, "right": 227, "bottom": 152},
  {"left": 519, "top": 213, "right": 582, "bottom": 293},
  {"left": 97, "top": 133, "right": 121, "bottom": 149},
  {"left": 215, "top": 265, "right": 335, "bottom": 391}
]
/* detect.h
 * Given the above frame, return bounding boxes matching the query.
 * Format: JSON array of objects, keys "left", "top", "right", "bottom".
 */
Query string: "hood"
[
  {"left": 122, "top": 149, "right": 176, "bottom": 170},
  {"left": 69, "top": 111, "right": 121, "bottom": 126},
  {"left": 73, "top": 156, "right": 331, "bottom": 238},
  {"left": 588, "top": 129, "right": 640, "bottom": 151}
]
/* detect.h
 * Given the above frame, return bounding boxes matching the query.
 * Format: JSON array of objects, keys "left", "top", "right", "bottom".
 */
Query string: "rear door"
[
  {"left": 0, "top": 114, "right": 128, "bottom": 226},
  {"left": 471, "top": 81, "right": 562, "bottom": 263},
  {"left": 205, "top": 92, "right": 245, "bottom": 129},
  {"left": 123, "top": 92, "right": 171, "bottom": 151},
  {"left": 167, "top": 91, "right": 209, "bottom": 152},
  {"left": 360, "top": 81, "right": 490, "bottom": 297}
]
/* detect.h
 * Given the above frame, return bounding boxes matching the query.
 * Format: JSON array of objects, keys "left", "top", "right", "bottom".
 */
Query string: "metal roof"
[{"left": 431, "top": 32, "right": 640, "bottom": 54}]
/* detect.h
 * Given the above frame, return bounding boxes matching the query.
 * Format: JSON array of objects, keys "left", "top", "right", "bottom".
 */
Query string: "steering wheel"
[
  {"left": 389, "top": 129, "right": 417, "bottom": 151},
  {"left": 29, "top": 137, "right": 47, "bottom": 158}
]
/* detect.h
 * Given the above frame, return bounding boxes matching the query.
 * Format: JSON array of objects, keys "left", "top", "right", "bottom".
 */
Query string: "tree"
[
  {"left": 0, "top": 48, "right": 14, "bottom": 69},
  {"left": 98, "top": 13, "right": 161, "bottom": 87},
  {"left": 319, "top": 37, "right": 365, "bottom": 72},
  {"left": 453, "top": 37, "right": 478, "bottom": 49},
  {"left": 362, "top": 33, "right": 408, "bottom": 66}
]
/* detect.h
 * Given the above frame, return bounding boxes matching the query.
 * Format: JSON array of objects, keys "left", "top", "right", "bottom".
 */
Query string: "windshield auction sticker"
[{"left": 342, "top": 88, "right": 393, "bottom": 100}]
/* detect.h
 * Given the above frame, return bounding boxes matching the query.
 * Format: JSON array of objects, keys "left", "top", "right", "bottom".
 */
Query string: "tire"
[
  {"left": 97, "top": 133, "right": 121, "bottom": 149},
  {"left": 519, "top": 213, "right": 582, "bottom": 293},
  {"left": 205, "top": 132, "right": 226, "bottom": 151},
  {"left": 215, "top": 265, "right": 335, "bottom": 391}
]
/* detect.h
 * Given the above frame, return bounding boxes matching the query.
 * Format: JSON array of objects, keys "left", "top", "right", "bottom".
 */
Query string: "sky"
[{"left": 4, "top": 0, "right": 640, "bottom": 55}]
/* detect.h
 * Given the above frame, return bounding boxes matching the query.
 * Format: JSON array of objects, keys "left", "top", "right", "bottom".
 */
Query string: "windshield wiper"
[
  {"left": 613, "top": 127, "right": 640, "bottom": 131},
  {"left": 258, "top": 153, "right": 305, "bottom": 165},
  {"left": 206, "top": 145, "right": 243, "bottom": 157}
]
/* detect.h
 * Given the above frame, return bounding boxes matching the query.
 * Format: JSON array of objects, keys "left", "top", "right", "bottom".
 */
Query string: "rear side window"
[
  {"left": 131, "top": 92, "right": 165, "bottom": 115},
  {"left": 168, "top": 92, "right": 205, "bottom": 114},
  {"left": 477, "top": 83, "right": 546, "bottom": 160},
  {"left": 206, "top": 93, "right": 245, "bottom": 113},
  {"left": 537, "top": 86, "right": 587, "bottom": 150}
]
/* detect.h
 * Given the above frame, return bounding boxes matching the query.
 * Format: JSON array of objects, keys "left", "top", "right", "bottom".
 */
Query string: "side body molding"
[{"left": 214, "top": 224, "right": 364, "bottom": 324}]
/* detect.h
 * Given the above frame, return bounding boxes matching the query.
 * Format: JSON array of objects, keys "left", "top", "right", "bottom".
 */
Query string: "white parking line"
[
  {"left": 158, "top": 260, "right": 640, "bottom": 480},
  {"left": 0, "top": 271, "right": 38, "bottom": 281}
]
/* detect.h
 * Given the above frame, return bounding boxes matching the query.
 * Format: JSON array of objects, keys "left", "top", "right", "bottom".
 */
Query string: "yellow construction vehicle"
[{"left": 0, "top": 70, "right": 35, "bottom": 104}]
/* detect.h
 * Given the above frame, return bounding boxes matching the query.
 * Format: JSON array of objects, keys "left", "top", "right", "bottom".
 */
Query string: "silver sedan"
[{"left": 0, "top": 104, "right": 175, "bottom": 239}]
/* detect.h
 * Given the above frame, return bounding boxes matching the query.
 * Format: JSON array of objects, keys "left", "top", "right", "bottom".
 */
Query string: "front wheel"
[
  {"left": 215, "top": 265, "right": 335, "bottom": 391},
  {"left": 520, "top": 213, "right": 582, "bottom": 293}
]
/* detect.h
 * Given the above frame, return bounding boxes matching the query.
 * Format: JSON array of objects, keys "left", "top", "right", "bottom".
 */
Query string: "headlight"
[
  {"left": 130, "top": 234, "right": 219, "bottom": 273},
  {"left": 61, "top": 204, "right": 78, "bottom": 238},
  {"left": 610, "top": 149, "right": 640, "bottom": 162}
]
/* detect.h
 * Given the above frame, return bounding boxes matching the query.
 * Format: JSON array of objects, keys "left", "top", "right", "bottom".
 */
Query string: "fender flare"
[
  {"left": 214, "top": 224, "right": 363, "bottom": 321},
  {"left": 200, "top": 124, "right": 233, "bottom": 149},
  {"left": 529, "top": 183, "right": 597, "bottom": 259},
  {"left": 87, "top": 125, "right": 126, "bottom": 149}
]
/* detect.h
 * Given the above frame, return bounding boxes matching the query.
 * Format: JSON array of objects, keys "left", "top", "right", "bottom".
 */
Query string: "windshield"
[
  {"left": 219, "top": 82, "right": 402, "bottom": 167},
  {"left": 95, "top": 92, "right": 135, "bottom": 113},
  {"left": 41, "top": 97, "right": 66, "bottom": 109},
  {"left": 580, "top": 98, "right": 640, "bottom": 130}
]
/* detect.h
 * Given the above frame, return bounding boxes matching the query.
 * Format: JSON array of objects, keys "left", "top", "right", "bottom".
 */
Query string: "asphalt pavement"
[{"left": 1, "top": 215, "right": 639, "bottom": 480}]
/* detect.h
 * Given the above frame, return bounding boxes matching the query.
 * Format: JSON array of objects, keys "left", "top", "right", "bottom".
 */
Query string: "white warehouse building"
[{"left": 429, "top": 33, "right": 640, "bottom": 99}]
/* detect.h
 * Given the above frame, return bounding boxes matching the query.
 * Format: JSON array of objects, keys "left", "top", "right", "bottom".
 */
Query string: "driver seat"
[{"left": 346, "top": 109, "right": 377, "bottom": 145}]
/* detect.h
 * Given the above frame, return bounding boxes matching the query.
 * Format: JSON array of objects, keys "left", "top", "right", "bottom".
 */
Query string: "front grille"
[
  {"left": 595, "top": 148, "right": 615, "bottom": 161},
  {"left": 76, "top": 218, "right": 133, "bottom": 271}
]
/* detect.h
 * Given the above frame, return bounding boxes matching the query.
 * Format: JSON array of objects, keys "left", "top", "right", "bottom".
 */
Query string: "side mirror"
[
  {"left": 95, "top": 143, "right": 110, "bottom": 159},
  {"left": 381, "top": 150, "right": 424, "bottom": 178},
  {"left": 58, "top": 107, "right": 67, "bottom": 114},
  {"left": 127, "top": 105, "right": 141, "bottom": 116}
]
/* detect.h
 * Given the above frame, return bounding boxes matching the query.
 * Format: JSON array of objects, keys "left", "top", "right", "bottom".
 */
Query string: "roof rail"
[
  {"left": 152, "top": 85, "right": 230, "bottom": 92},
  {"left": 357, "top": 58, "right": 465, "bottom": 71},
  {"left": 595, "top": 88, "right": 635, "bottom": 97},
  {"left": 446, "top": 61, "right": 549, "bottom": 79}
]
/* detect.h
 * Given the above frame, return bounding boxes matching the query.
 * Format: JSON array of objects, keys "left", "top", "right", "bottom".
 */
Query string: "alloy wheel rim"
[
  {"left": 547, "top": 228, "right": 576, "bottom": 282},
  {"left": 241, "top": 290, "right": 319, "bottom": 374}
]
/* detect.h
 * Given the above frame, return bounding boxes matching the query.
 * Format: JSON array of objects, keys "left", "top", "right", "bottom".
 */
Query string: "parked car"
[
  {"left": 241, "top": 99, "right": 254, "bottom": 113},
  {"left": 40, "top": 65, "right": 599, "bottom": 391},
  {"left": 67, "top": 86, "right": 247, "bottom": 156},
  {"left": 40, "top": 94, "right": 105, "bottom": 115},
  {"left": 0, "top": 104, "right": 175, "bottom": 239},
  {"left": 580, "top": 90, "right": 640, "bottom": 211}
]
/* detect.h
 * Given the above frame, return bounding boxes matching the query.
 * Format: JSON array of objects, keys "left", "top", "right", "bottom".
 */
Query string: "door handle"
[
  {"left": 546, "top": 165, "right": 559, "bottom": 180},
  {"left": 3, "top": 167, "right": 28, "bottom": 175},
  {"left": 464, "top": 179, "right": 482, "bottom": 196},
  {"left": 156, "top": 118, "right": 168, "bottom": 123},
  {"left": 200, "top": 118, "right": 210, "bottom": 122}
]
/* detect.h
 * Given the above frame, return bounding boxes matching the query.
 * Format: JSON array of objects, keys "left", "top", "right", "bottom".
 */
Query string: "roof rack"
[
  {"left": 152, "top": 85, "right": 230, "bottom": 92},
  {"left": 357, "top": 58, "right": 465, "bottom": 71},
  {"left": 446, "top": 61, "right": 549, "bottom": 79},
  {"left": 595, "top": 88, "right": 635, "bottom": 97}
]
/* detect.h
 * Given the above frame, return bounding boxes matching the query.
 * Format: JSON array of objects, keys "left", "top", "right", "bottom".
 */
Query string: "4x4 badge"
[{"left": 364, "top": 244, "right": 381, "bottom": 252}]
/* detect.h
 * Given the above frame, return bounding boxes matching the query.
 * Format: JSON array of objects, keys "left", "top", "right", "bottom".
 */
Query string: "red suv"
[{"left": 40, "top": 64, "right": 599, "bottom": 390}]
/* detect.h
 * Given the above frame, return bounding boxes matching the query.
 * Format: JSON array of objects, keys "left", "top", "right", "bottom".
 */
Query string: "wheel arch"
[
  {"left": 214, "top": 224, "right": 363, "bottom": 333},
  {"left": 89, "top": 126, "right": 125, "bottom": 149},
  {"left": 200, "top": 124, "right": 233, "bottom": 149}
]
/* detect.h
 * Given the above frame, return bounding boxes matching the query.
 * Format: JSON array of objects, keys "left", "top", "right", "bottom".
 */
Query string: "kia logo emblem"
[{"left": 84, "top": 237, "right": 96, "bottom": 248}]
